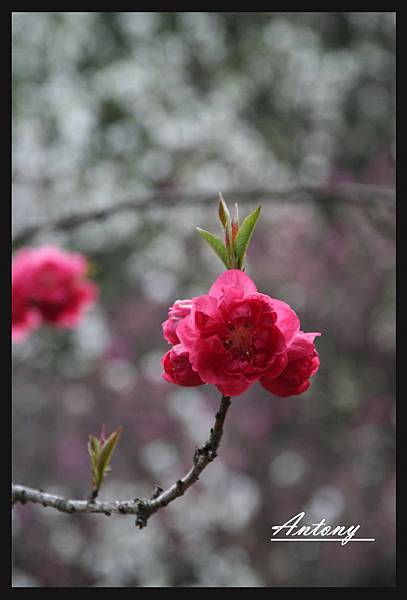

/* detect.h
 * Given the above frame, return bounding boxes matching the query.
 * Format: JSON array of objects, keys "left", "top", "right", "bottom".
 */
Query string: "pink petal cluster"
[
  {"left": 161, "top": 270, "right": 320, "bottom": 397},
  {"left": 12, "top": 246, "right": 98, "bottom": 342}
]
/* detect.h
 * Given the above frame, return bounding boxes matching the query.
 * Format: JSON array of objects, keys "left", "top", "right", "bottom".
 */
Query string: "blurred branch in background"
[{"left": 12, "top": 182, "right": 395, "bottom": 246}]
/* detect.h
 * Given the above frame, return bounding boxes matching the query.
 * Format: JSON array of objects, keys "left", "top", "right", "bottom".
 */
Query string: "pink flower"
[
  {"left": 161, "top": 270, "right": 320, "bottom": 397},
  {"left": 161, "top": 345, "right": 205, "bottom": 387},
  {"left": 162, "top": 299, "right": 194, "bottom": 345},
  {"left": 260, "top": 332, "right": 320, "bottom": 397},
  {"left": 12, "top": 246, "right": 98, "bottom": 341}
]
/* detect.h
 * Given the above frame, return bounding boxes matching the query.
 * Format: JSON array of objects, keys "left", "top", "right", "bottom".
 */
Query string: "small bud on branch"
[
  {"left": 88, "top": 425, "right": 123, "bottom": 499},
  {"left": 196, "top": 194, "right": 261, "bottom": 271}
]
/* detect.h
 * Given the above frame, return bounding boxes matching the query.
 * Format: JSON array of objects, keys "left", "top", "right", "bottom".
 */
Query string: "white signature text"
[{"left": 270, "top": 512, "right": 374, "bottom": 546}]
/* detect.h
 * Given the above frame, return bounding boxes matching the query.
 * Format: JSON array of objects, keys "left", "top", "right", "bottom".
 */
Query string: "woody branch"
[
  {"left": 12, "top": 395, "right": 232, "bottom": 529},
  {"left": 12, "top": 183, "right": 395, "bottom": 245}
]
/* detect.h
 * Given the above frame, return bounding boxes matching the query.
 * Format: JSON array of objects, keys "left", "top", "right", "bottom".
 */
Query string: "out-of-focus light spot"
[
  {"left": 300, "top": 154, "right": 330, "bottom": 186},
  {"left": 117, "top": 11, "right": 159, "bottom": 37},
  {"left": 141, "top": 269, "right": 177, "bottom": 303},
  {"left": 217, "top": 472, "right": 261, "bottom": 532},
  {"left": 305, "top": 486, "right": 345, "bottom": 522},
  {"left": 62, "top": 384, "right": 95, "bottom": 416},
  {"left": 269, "top": 451, "right": 306, "bottom": 487},
  {"left": 196, "top": 547, "right": 263, "bottom": 587},
  {"left": 138, "top": 350, "right": 163, "bottom": 382},
  {"left": 140, "top": 440, "right": 179, "bottom": 477},
  {"left": 139, "top": 150, "right": 173, "bottom": 180},
  {"left": 73, "top": 309, "right": 110, "bottom": 360},
  {"left": 167, "top": 388, "right": 210, "bottom": 444},
  {"left": 100, "top": 358, "right": 137, "bottom": 393},
  {"left": 49, "top": 522, "right": 83, "bottom": 561},
  {"left": 73, "top": 221, "right": 118, "bottom": 252}
]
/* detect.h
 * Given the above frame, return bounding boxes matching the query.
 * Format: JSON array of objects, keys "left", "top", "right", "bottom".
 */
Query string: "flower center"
[{"left": 224, "top": 319, "right": 254, "bottom": 359}]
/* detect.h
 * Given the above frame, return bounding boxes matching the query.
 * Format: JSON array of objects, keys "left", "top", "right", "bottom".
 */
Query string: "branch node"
[
  {"left": 135, "top": 500, "right": 151, "bottom": 529},
  {"left": 193, "top": 447, "right": 201, "bottom": 465},
  {"left": 87, "top": 489, "right": 98, "bottom": 503},
  {"left": 150, "top": 485, "right": 163, "bottom": 500}
]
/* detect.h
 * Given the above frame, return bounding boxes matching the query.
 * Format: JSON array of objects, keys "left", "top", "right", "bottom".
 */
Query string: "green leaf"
[
  {"left": 196, "top": 227, "right": 230, "bottom": 268},
  {"left": 88, "top": 436, "right": 101, "bottom": 489},
  {"left": 88, "top": 436, "right": 100, "bottom": 470},
  {"left": 232, "top": 202, "right": 239, "bottom": 229},
  {"left": 88, "top": 435, "right": 100, "bottom": 454},
  {"left": 97, "top": 425, "right": 123, "bottom": 481},
  {"left": 233, "top": 206, "right": 261, "bottom": 269},
  {"left": 218, "top": 192, "right": 231, "bottom": 230}
]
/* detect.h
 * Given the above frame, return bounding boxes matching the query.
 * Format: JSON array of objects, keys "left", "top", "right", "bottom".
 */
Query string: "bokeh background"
[{"left": 12, "top": 12, "right": 396, "bottom": 587}]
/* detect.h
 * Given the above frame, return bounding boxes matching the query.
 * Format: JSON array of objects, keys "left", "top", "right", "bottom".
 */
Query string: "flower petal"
[
  {"left": 209, "top": 269, "right": 257, "bottom": 299},
  {"left": 267, "top": 297, "right": 301, "bottom": 346},
  {"left": 287, "top": 331, "right": 321, "bottom": 360}
]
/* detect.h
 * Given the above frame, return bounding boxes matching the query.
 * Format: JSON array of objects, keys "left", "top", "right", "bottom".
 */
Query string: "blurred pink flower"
[
  {"left": 12, "top": 246, "right": 98, "bottom": 341},
  {"left": 12, "top": 260, "right": 41, "bottom": 342}
]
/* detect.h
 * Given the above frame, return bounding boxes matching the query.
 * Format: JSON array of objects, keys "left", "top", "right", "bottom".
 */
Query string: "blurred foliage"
[
  {"left": 12, "top": 12, "right": 395, "bottom": 588},
  {"left": 12, "top": 12, "right": 395, "bottom": 230}
]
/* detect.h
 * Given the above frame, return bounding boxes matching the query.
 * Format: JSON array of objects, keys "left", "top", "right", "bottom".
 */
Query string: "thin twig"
[
  {"left": 12, "top": 183, "right": 395, "bottom": 245},
  {"left": 12, "top": 395, "right": 232, "bottom": 528}
]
